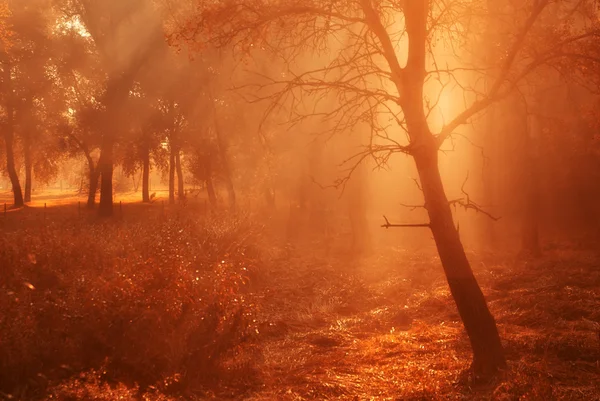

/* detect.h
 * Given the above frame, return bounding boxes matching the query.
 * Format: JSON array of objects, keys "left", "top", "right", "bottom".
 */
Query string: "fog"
[{"left": 1, "top": 0, "right": 599, "bottom": 399}]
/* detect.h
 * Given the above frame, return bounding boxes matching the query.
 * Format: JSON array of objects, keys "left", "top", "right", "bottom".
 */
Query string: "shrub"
[{"left": 0, "top": 213, "right": 262, "bottom": 398}]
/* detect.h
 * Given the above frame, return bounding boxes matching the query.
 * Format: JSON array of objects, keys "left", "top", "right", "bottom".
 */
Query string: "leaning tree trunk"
[
  {"left": 169, "top": 145, "right": 176, "bottom": 205},
  {"left": 389, "top": 2, "right": 507, "bottom": 377},
  {"left": 414, "top": 142, "right": 507, "bottom": 377},
  {"left": 4, "top": 130, "right": 24, "bottom": 208},
  {"left": 98, "top": 137, "right": 114, "bottom": 217},
  {"left": 142, "top": 148, "right": 150, "bottom": 202},
  {"left": 176, "top": 151, "right": 184, "bottom": 201},
  {"left": 2, "top": 62, "right": 24, "bottom": 208}
]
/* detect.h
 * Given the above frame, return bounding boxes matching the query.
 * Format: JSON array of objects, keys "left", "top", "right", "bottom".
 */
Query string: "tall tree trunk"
[
  {"left": 176, "top": 151, "right": 184, "bottom": 201},
  {"left": 414, "top": 143, "right": 506, "bottom": 376},
  {"left": 169, "top": 145, "right": 176, "bottom": 205},
  {"left": 24, "top": 134, "right": 32, "bottom": 203},
  {"left": 81, "top": 147, "right": 98, "bottom": 208},
  {"left": 98, "top": 138, "right": 114, "bottom": 217},
  {"left": 399, "top": 1, "right": 505, "bottom": 377},
  {"left": 521, "top": 98, "right": 541, "bottom": 256},
  {"left": 142, "top": 148, "right": 150, "bottom": 202},
  {"left": 4, "top": 130, "right": 24, "bottom": 208},
  {"left": 87, "top": 166, "right": 99, "bottom": 208},
  {"left": 211, "top": 103, "right": 236, "bottom": 210},
  {"left": 204, "top": 158, "right": 217, "bottom": 207},
  {"left": 2, "top": 62, "right": 24, "bottom": 208},
  {"left": 206, "top": 177, "right": 217, "bottom": 208},
  {"left": 480, "top": 0, "right": 505, "bottom": 247}
]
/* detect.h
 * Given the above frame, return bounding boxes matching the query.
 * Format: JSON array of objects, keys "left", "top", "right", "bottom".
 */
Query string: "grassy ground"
[
  {"left": 0, "top": 196, "right": 599, "bottom": 400},
  {"left": 247, "top": 244, "right": 600, "bottom": 400}
]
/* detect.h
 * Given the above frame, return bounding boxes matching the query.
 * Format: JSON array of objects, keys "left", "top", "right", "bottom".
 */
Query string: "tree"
[
  {"left": 59, "top": 103, "right": 102, "bottom": 207},
  {"left": 0, "top": 1, "right": 23, "bottom": 207},
  {"left": 176, "top": 0, "right": 600, "bottom": 377},
  {"left": 478, "top": 1, "right": 600, "bottom": 256},
  {"left": 0, "top": 56, "right": 23, "bottom": 207},
  {"left": 0, "top": 0, "right": 67, "bottom": 204},
  {"left": 122, "top": 82, "right": 166, "bottom": 203},
  {"left": 59, "top": 0, "right": 167, "bottom": 216}
]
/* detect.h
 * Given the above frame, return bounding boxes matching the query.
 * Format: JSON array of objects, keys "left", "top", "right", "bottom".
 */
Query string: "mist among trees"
[{"left": 1, "top": 0, "right": 599, "bottom": 399}]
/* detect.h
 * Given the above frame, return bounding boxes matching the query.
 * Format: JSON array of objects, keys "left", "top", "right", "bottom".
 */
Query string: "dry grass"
[
  {"left": 243, "top": 241, "right": 600, "bottom": 400},
  {"left": 0, "top": 198, "right": 599, "bottom": 400}
]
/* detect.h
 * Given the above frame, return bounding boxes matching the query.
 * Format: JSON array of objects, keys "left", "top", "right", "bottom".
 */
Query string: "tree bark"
[
  {"left": 4, "top": 130, "right": 24, "bottom": 208},
  {"left": 204, "top": 158, "right": 217, "bottom": 207},
  {"left": 24, "top": 134, "right": 32, "bottom": 203},
  {"left": 211, "top": 102, "right": 236, "bottom": 210},
  {"left": 169, "top": 145, "right": 176, "bottom": 205},
  {"left": 70, "top": 137, "right": 98, "bottom": 208},
  {"left": 414, "top": 143, "right": 506, "bottom": 377},
  {"left": 176, "top": 151, "right": 184, "bottom": 201},
  {"left": 98, "top": 137, "right": 114, "bottom": 217},
  {"left": 87, "top": 165, "right": 99, "bottom": 208},
  {"left": 2, "top": 61, "right": 24, "bottom": 208},
  {"left": 399, "top": 1, "right": 505, "bottom": 377},
  {"left": 521, "top": 103, "right": 541, "bottom": 256},
  {"left": 142, "top": 148, "right": 150, "bottom": 202}
]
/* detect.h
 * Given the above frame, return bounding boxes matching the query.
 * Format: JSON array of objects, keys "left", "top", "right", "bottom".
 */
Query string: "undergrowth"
[
  {"left": 0, "top": 212, "right": 263, "bottom": 400},
  {"left": 1, "top": 206, "right": 599, "bottom": 400}
]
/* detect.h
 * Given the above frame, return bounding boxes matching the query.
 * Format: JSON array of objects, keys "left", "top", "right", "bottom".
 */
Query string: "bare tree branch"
[{"left": 381, "top": 215, "right": 430, "bottom": 229}]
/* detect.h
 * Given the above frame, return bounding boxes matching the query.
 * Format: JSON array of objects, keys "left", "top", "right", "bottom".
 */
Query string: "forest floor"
[
  {"left": 0, "top": 199, "right": 599, "bottom": 400},
  {"left": 246, "top": 241, "right": 600, "bottom": 400}
]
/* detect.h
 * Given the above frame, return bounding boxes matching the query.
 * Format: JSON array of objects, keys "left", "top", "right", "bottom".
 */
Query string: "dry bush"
[{"left": 0, "top": 213, "right": 263, "bottom": 399}]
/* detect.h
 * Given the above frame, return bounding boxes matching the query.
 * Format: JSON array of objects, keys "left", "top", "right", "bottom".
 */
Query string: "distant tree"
[
  {"left": 121, "top": 82, "right": 167, "bottom": 202},
  {"left": 0, "top": 1, "right": 23, "bottom": 207},
  {"left": 178, "top": 0, "right": 600, "bottom": 377},
  {"left": 58, "top": 102, "right": 102, "bottom": 207},
  {"left": 58, "top": 0, "right": 167, "bottom": 216},
  {"left": 480, "top": 1, "right": 600, "bottom": 256}
]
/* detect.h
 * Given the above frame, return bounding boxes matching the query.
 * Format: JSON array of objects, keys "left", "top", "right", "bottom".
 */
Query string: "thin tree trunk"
[
  {"left": 480, "top": 0, "right": 504, "bottom": 247},
  {"left": 2, "top": 61, "right": 24, "bottom": 208},
  {"left": 24, "top": 134, "right": 32, "bottom": 203},
  {"left": 521, "top": 101, "right": 541, "bottom": 256},
  {"left": 204, "top": 158, "right": 217, "bottom": 207},
  {"left": 142, "top": 148, "right": 150, "bottom": 202},
  {"left": 4, "top": 130, "right": 24, "bottom": 208},
  {"left": 211, "top": 102, "right": 236, "bottom": 210},
  {"left": 176, "top": 151, "right": 184, "bottom": 201},
  {"left": 414, "top": 144, "right": 506, "bottom": 377},
  {"left": 206, "top": 177, "right": 217, "bottom": 207},
  {"left": 98, "top": 137, "right": 114, "bottom": 217},
  {"left": 397, "top": 2, "right": 506, "bottom": 377},
  {"left": 169, "top": 146, "right": 176, "bottom": 205}
]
